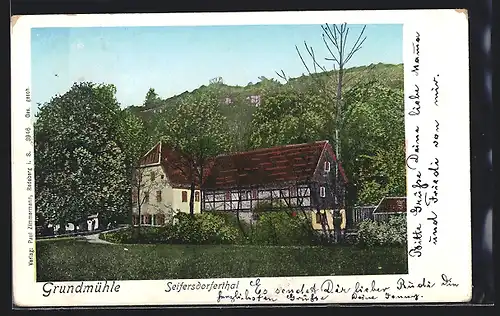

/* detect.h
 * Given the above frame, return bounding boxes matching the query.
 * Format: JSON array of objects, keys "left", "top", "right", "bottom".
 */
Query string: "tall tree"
[
  {"left": 143, "top": 88, "right": 162, "bottom": 109},
  {"left": 116, "top": 108, "right": 153, "bottom": 226},
  {"left": 293, "top": 23, "right": 368, "bottom": 162},
  {"left": 34, "top": 82, "right": 129, "bottom": 230},
  {"left": 248, "top": 88, "right": 330, "bottom": 149},
  {"left": 340, "top": 81, "right": 405, "bottom": 205},
  {"left": 154, "top": 92, "right": 231, "bottom": 216}
]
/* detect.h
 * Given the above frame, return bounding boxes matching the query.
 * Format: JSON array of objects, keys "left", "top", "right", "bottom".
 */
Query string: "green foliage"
[
  {"left": 101, "top": 226, "right": 174, "bottom": 244},
  {"left": 154, "top": 92, "right": 232, "bottom": 215},
  {"left": 103, "top": 213, "right": 244, "bottom": 245},
  {"left": 248, "top": 89, "right": 331, "bottom": 149},
  {"left": 36, "top": 239, "right": 408, "bottom": 281},
  {"left": 34, "top": 82, "right": 130, "bottom": 227},
  {"left": 143, "top": 88, "right": 162, "bottom": 109},
  {"left": 251, "top": 212, "right": 318, "bottom": 246},
  {"left": 155, "top": 92, "right": 231, "bottom": 158},
  {"left": 117, "top": 109, "right": 152, "bottom": 166},
  {"left": 171, "top": 212, "right": 242, "bottom": 244},
  {"left": 247, "top": 202, "right": 318, "bottom": 246},
  {"left": 356, "top": 215, "right": 407, "bottom": 247},
  {"left": 341, "top": 81, "right": 405, "bottom": 205}
]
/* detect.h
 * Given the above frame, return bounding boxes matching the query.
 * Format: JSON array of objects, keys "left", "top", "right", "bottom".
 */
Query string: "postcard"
[{"left": 11, "top": 9, "right": 471, "bottom": 307}]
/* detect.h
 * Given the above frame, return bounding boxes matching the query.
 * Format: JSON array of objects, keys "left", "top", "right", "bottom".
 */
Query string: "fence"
[
  {"left": 373, "top": 212, "right": 407, "bottom": 222},
  {"left": 348, "top": 206, "right": 376, "bottom": 228}
]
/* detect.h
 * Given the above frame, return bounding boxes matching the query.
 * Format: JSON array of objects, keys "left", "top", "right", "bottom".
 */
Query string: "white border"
[{"left": 11, "top": 10, "right": 471, "bottom": 307}]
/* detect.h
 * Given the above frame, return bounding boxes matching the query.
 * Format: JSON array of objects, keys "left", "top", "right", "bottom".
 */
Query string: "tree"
[
  {"left": 340, "top": 81, "right": 405, "bottom": 205},
  {"left": 116, "top": 108, "right": 154, "bottom": 226},
  {"left": 293, "top": 23, "right": 368, "bottom": 162},
  {"left": 143, "top": 88, "right": 162, "bottom": 109},
  {"left": 154, "top": 92, "right": 231, "bottom": 216},
  {"left": 34, "top": 82, "right": 130, "bottom": 231},
  {"left": 248, "top": 88, "right": 331, "bottom": 149}
]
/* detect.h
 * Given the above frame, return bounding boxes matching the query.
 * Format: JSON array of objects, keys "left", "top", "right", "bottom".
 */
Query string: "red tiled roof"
[
  {"left": 373, "top": 197, "right": 407, "bottom": 213},
  {"left": 203, "top": 140, "right": 348, "bottom": 189},
  {"left": 138, "top": 142, "right": 212, "bottom": 187},
  {"left": 138, "top": 140, "right": 348, "bottom": 189}
]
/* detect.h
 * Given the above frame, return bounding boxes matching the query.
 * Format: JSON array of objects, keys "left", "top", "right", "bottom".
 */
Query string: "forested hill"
[
  {"left": 126, "top": 62, "right": 403, "bottom": 117},
  {"left": 123, "top": 62, "right": 404, "bottom": 205}
]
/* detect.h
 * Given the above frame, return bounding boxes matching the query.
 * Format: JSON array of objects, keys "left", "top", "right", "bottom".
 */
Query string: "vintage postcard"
[{"left": 11, "top": 10, "right": 471, "bottom": 307}]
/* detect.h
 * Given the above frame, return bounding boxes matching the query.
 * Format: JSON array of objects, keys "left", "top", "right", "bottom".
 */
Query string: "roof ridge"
[{"left": 215, "top": 140, "right": 329, "bottom": 158}]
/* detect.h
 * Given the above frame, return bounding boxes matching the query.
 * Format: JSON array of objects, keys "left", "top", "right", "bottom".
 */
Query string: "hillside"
[{"left": 126, "top": 62, "right": 403, "bottom": 118}]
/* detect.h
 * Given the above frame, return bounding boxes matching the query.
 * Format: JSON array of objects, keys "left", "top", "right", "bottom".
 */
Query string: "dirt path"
[{"left": 83, "top": 226, "right": 127, "bottom": 244}]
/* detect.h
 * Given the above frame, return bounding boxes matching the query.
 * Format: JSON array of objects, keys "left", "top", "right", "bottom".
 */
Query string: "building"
[
  {"left": 132, "top": 140, "right": 348, "bottom": 231},
  {"left": 202, "top": 140, "right": 348, "bottom": 230},
  {"left": 131, "top": 142, "right": 204, "bottom": 226},
  {"left": 372, "top": 197, "right": 407, "bottom": 222}
]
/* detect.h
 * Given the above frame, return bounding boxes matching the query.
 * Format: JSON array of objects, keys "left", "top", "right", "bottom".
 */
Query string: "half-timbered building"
[{"left": 201, "top": 140, "right": 348, "bottom": 229}]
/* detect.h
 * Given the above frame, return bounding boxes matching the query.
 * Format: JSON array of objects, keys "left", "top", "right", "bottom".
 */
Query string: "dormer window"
[{"left": 324, "top": 161, "right": 331, "bottom": 172}]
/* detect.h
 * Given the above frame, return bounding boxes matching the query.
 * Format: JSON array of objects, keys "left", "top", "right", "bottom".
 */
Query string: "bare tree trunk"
[
  {"left": 189, "top": 182, "right": 195, "bottom": 217},
  {"left": 294, "top": 23, "right": 367, "bottom": 163},
  {"left": 236, "top": 192, "right": 247, "bottom": 237},
  {"left": 199, "top": 164, "right": 204, "bottom": 214},
  {"left": 335, "top": 67, "right": 343, "bottom": 161}
]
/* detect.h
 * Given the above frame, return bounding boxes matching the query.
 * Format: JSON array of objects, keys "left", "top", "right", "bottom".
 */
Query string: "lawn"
[{"left": 36, "top": 239, "right": 408, "bottom": 281}]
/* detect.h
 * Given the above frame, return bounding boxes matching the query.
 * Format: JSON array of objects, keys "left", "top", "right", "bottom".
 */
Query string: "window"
[
  {"left": 156, "top": 214, "right": 165, "bottom": 226},
  {"left": 144, "top": 192, "right": 150, "bottom": 203},
  {"left": 252, "top": 189, "right": 258, "bottom": 199},
  {"left": 246, "top": 191, "right": 252, "bottom": 200},
  {"left": 195, "top": 191, "right": 200, "bottom": 202},
  {"left": 156, "top": 190, "right": 162, "bottom": 202},
  {"left": 320, "top": 186, "right": 326, "bottom": 198},
  {"left": 182, "top": 191, "right": 188, "bottom": 202},
  {"left": 315, "top": 212, "right": 323, "bottom": 224},
  {"left": 225, "top": 191, "right": 231, "bottom": 201},
  {"left": 150, "top": 171, "right": 156, "bottom": 181},
  {"left": 324, "top": 161, "right": 331, "bottom": 172}
]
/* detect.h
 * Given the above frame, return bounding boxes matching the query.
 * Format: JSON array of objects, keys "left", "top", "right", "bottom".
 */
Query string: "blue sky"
[{"left": 31, "top": 24, "right": 402, "bottom": 110}]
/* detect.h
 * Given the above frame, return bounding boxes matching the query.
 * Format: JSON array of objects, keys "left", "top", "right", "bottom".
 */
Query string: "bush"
[
  {"left": 248, "top": 202, "right": 319, "bottom": 246},
  {"left": 172, "top": 212, "right": 242, "bottom": 244},
  {"left": 101, "top": 213, "right": 244, "bottom": 245},
  {"left": 356, "top": 215, "right": 407, "bottom": 247},
  {"left": 101, "top": 226, "right": 175, "bottom": 244}
]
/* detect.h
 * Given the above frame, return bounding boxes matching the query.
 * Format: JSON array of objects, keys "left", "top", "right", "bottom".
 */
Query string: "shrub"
[
  {"left": 249, "top": 202, "right": 319, "bottom": 246},
  {"left": 100, "top": 226, "right": 175, "bottom": 244},
  {"left": 356, "top": 214, "right": 407, "bottom": 247}
]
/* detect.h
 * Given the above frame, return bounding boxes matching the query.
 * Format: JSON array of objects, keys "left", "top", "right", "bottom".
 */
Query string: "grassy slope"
[{"left": 36, "top": 239, "right": 407, "bottom": 281}]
